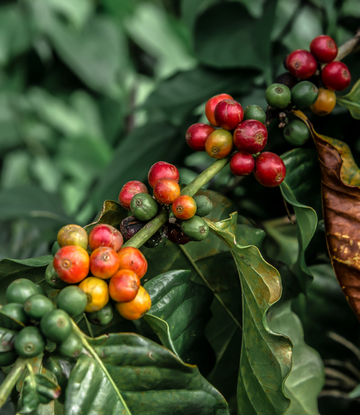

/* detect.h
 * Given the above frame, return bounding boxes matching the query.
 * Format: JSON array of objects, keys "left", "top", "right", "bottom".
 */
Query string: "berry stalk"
[
  {"left": 123, "top": 156, "right": 231, "bottom": 249},
  {"left": 0, "top": 357, "right": 29, "bottom": 410}
]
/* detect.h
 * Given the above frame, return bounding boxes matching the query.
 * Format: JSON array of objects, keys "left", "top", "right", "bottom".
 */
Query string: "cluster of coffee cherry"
[
  {"left": 119, "top": 161, "right": 214, "bottom": 246},
  {"left": 186, "top": 94, "right": 286, "bottom": 188},
  {"left": 49, "top": 223, "right": 151, "bottom": 322}
]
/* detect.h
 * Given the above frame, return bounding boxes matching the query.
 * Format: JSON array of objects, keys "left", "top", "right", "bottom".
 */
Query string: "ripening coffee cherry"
[
  {"left": 172, "top": 195, "right": 197, "bottom": 220},
  {"left": 186, "top": 123, "right": 215, "bottom": 151},
  {"left": 310, "top": 35, "right": 338, "bottom": 63},
  {"left": 205, "top": 129, "right": 233, "bottom": 159},
  {"left": 286, "top": 49, "right": 317, "bottom": 79},
  {"left": 153, "top": 178, "right": 181, "bottom": 205},
  {"left": 310, "top": 88, "right": 336, "bottom": 116},
  {"left": 283, "top": 120, "right": 310, "bottom": 146},
  {"left": 205, "top": 93, "right": 233, "bottom": 126},
  {"left": 53, "top": 245, "right": 90, "bottom": 284},
  {"left": 88, "top": 224, "right": 123, "bottom": 252},
  {"left": 321, "top": 61, "right": 351, "bottom": 91},
  {"left": 233, "top": 120, "right": 268, "bottom": 154},
  {"left": 243, "top": 105, "right": 266, "bottom": 124},
  {"left": 118, "top": 247, "right": 148, "bottom": 279},
  {"left": 291, "top": 81, "right": 319, "bottom": 109},
  {"left": 214, "top": 99, "right": 244, "bottom": 130},
  {"left": 230, "top": 151, "right": 255, "bottom": 176},
  {"left": 119, "top": 181, "right": 148, "bottom": 210},
  {"left": 109, "top": 269, "right": 140, "bottom": 303},
  {"left": 78, "top": 277, "right": 109, "bottom": 313},
  {"left": 254, "top": 152, "right": 286, "bottom": 187},
  {"left": 115, "top": 286, "right": 152, "bottom": 321},
  {"left": 265, "top": 84, "right": 291, "bottom": 108},
  {"left": 148, "top": 161, "right": 179, "bottom": 189},
  {"left": 57, "top": 224, "right": 88, "bottom": 250},
  {"left": 90, "top": 247, "right": 120, "bottom": 280}
]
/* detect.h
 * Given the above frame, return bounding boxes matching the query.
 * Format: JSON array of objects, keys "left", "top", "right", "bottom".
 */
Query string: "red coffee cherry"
[
  {"left": 214, "top": 99, "right": 244, "bottom": 130},
  {"left": 230, "top": 151, "right": 255, "bottom": 176},
  {"left": 118, "top": 247, "right": 148, "bottom": 279},
  {"left": 153, "top": 178, "right": 180, "bottom": 205},
  {"left": 205, "top": 93, "right": 233, "bottom": 126},
  {"left": 88, "top": 224, "right": 123, "bottom": 252},
  {"left": 185, "top": 123, "right": 215, "bottom": 151},
  {"left": 321, "top": 61, "right": 351, "bottom": 91},
  {"left": 253, "top": 152, "right": 286, "bottom": 187},
  {"left": 109, "top": 269, "right": 140, "bottom": 303},
  {"left": 286, "top": 49, "right": 317, "bottom": 79},
  {"left": 310, "top": 35, "right": 338, "bottom": 63},
  {"left": 53, "top": 246, "right": 90, "bottom": 284},
  {"left": 148, "top": 161, "right": 179, "bottom": 189},
  {"left": 119, "top": 181, "right": 148, "bottom": 210},
  {"left": 233, "top": 120, "right": 268, "bottom": 154}
]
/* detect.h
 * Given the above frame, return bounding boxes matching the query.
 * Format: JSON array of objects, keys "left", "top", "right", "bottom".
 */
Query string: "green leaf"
[
  {"left": 144, "top": 65, "right": 255, "bottom": 125},
  {"left": 19, "top": 374, "right": 39, "bottom": 414},
  {"left": 206, "top": 213, "right": 292, "bottom": 415},
  {"left": 193, "top": 1, "right": 276, "bottom": 71},
  {"left": 349, "top": 383, "right": 360, "bottom": 398},
  {"left": 0, "top": 185, "right": 72, "bottom": 226},
  {"left": 268, "top": 267, "right": 324, "bottom": 415},
  {"left": 337, "top": 79, "right": 360, "bottom": 119},
  {"left": 280, "top": 149, "right": 320, "bottom": 290},
  {"left": 0, "top": 328, "right": 18, "bottom": 352},
  {"left": 79, "top": 332, "right": 229, "bottom": 415},
  {"left": 143, "top": 270, "right": 213, "bottom": 360}
]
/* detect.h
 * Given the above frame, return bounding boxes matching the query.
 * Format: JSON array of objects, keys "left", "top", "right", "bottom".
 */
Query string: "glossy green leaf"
[
  {"left": 206, "top": 213, "right": 292, "bottom": 415},
  {"left": 143, "top": 270, "right": 213, "bottom": 359},
  {"left": 337, "top": 78, "right": 360, "bottom": 119},
  {"left": 280, "top": 149, "right": 320, "bottom": 290},
  {"left": 0, "top": 328, "right": 18, "bottom": 352},
  {"left": 193, "top": 1, "right": 276, "bottom": 71},
  {"left": 19, "top": 374, "right": 39, "bottom": 414},
  {"left": 268, "top": 266, "right": 324, "bottom": 415},
  {"left": 78, "top": 332, "right": 229, "bottom": 415},
  {"left": 144, "top": 65, "right": 254, "bottom": 125}
]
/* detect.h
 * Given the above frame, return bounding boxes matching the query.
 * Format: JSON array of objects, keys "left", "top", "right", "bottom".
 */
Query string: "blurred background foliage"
[{"left": 0, "top": 0, "right": 360, "bottom": 413}]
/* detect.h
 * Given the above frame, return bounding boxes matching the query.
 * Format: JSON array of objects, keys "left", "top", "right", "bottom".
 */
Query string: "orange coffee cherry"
[
  {"left": 172, "top": 195, "right": 197, "bottom": 220},
  {"left": 109, "top": 269, "right": 140, "bottom": 302},
  {"left": 115, "top": 286, "right": 151, "bottom": 320},
  {"left": 53, "top": 246, "right": 89, "bottom": 284},
  {"left": 78, "top": 277, "right": 109, "bottom": 313},
  {"left": 310, "top": 88, "right": 336, "bottom": 116},
  {"left": 153, "top": 178, "right": 180, "bottom": 205},
  {"left": 117, "top": 247, "right": 147, "bottom": 279},
  {"left": 90, "top": 247, "right": 120, "bottom": 280}
]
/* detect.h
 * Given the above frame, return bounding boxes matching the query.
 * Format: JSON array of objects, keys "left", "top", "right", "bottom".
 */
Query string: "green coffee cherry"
[
  {"left": 87, "top": 303, "right": 113, "bottom": 326},
  {"left": 58, "top": 332, "right": 82, "bottom": 358},
  {"left": 24, "top": 294, "right": 55, "bottom": 321},
  {"left": 57, "top": 286, "right": 87, "bottom": 317},
  {"left": 291, "top": 81, "right": 319, "bottom": 109},
  {"left": 243, "top": 105, "right": 266, "bottom": 123},
  {"left": 193, "top": 195, "right": 213, "bottom": 217},
  {"left": 0, "top": 350, "right": 18, "bottom": 366},
  {"left": 40, "top": 309, "right": 72, "bottom": 343},
  {"left": 14, "top": 327, "right": 45, "bottom": 358},
  {"left": 1, "top": 303, "right": 29, "bottom": 328},
  {"left": 181, "top": 216, "right": 209, "bottom": 241},
  {"left": 45, "top": 262, "right": 67, "bottom": 289},
  {"left": 265, "top": 83, "right": 291, "bottom": 108},
  {"left": 283, "top": 120, "right": 310, "bottom": 146},
  {"left": 130, "top": 193, "right": 159, "bottom": 221},
  {"left": 6, "top": 279, "right": 41, "bottom": 305}
]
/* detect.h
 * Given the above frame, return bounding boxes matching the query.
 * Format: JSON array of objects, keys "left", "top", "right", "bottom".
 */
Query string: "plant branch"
[
  {"left": 123, "top": 157, "right": 231, "bottom": 249},
  {"left": 0, "top": 357, "right": 29, "bottom": 410},
  {"left": 335, "top": 29, "right": 360, "bottom": 62}
]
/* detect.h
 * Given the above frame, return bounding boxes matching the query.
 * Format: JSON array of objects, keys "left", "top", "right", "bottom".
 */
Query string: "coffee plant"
[{"left": 1, "top": 1, "right": 360, "bottom": 415}]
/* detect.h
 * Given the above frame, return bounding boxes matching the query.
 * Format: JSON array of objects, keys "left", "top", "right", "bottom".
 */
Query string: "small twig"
[
  {"left": 335, "top": 29, "right": 360, "bottom": 62},
  {"left": 328, "top": 332, "right": 360, "bottom": 362},
  {"left": 324, "top": 359, "right": 360, "bottom": 381},
  {"left": 324, "top": 367, "right": 358, "bottom": 389},
  {"left": 83, "top": 313, "right": 94, "bottom": 338},
  {"left": 282, "top": 197, "right": 295, "bottom": 225}
]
